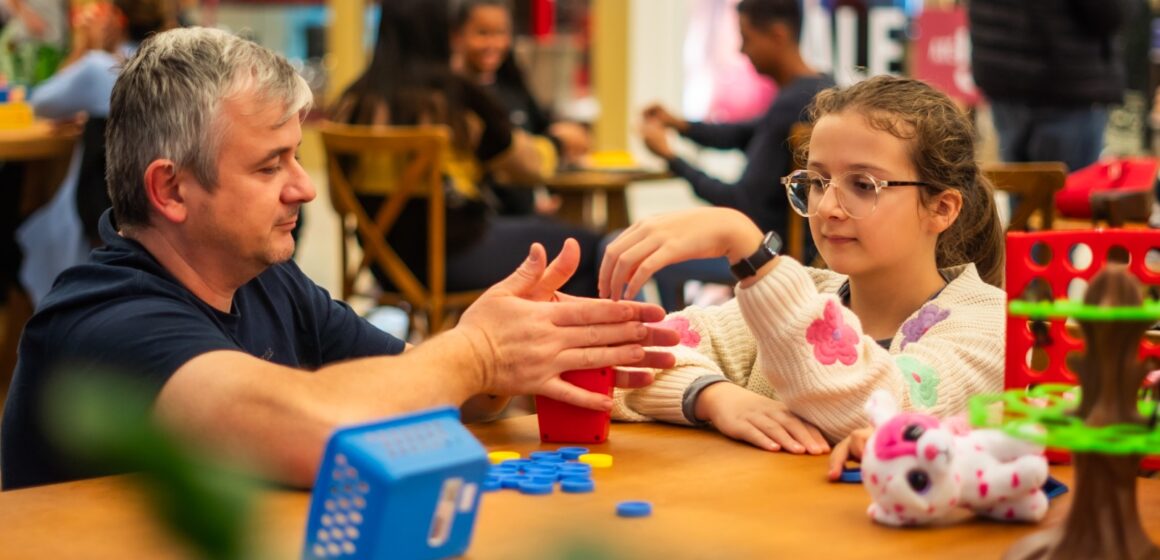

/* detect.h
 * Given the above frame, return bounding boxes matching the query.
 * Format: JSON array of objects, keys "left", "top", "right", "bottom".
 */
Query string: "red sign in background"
[{"left": 913, "top": 7, "right": 981, "bottom": 106}]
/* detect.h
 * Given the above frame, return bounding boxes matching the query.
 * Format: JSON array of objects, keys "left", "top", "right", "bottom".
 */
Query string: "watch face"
[
  {"left": 731, "top": 231, "right": 780, "bottom": 280},
  {"left": 764, "top": 231, "right": 783, "bottom": 255}
]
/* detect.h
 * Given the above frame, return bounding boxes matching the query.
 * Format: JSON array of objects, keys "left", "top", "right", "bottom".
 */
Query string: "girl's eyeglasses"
[{"left": 781, "top": 169, "right": 932, "bottom": 220}]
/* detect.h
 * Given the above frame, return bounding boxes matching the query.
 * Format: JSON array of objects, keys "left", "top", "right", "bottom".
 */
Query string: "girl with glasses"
[{"left": 599, "top": 76, "right": 1005, "bottom": 478}]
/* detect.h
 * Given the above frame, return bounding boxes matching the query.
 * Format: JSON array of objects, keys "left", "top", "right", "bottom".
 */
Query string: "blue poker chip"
[
  {"left": 838, "top": 467, "right": 862, "bottom": 484},
  {"left": 557, "top": 447, "right": 589, "bottom": 460},
  {"left": 558, "top": 463, "right": 592, "bottom": 474},
  {"left": 559, "top": 474, "right": 591, "bottom": 484},
  {"left": 523, "top": 464, "right": 559, "bottom": 476},
  {"left": 529, "top": 475, "right": 557, "bottom": 485},
  {"left": 489, "top": 465, "right": 519, "bottom": 476},
  {"left": 1043, "top": 476, "right": 1068, "bottom": 500},
  {"left": 616, "top": 501, "right": 652, "bottom": 518},
  {"left": 561, "top": 478, "right": 595, "bottom": 493},
  {"left": 530, "top": 451, "right": 566, "bottom": 464},
  {"left": 518, "top": 480, "right": 553, "bottom": 495},
  {"left": 501, "top": 459, "right": 533, "bottom": 471},
  {"left": 500, "top": 475, "right": 529, "bottom": 489},
  {"left": 482, "top": 478, "right": 502, "bottom": 492}
]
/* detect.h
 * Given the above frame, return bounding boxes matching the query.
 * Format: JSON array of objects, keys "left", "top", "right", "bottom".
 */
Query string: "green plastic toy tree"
[{"left": 995, "top": 265, "right": 1160, "bottom": 560}]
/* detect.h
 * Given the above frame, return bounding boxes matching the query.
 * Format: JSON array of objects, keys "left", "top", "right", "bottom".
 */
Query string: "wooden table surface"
[
  {"left": 545, "top": 168, "right": 672, "bottom": 233},
  {"left": 0, "top": 121, "right": 79, "bottom": 161},
  {"left": 544, "top": 168, "right": 671, "bottom": 191},
  {"left": 2, "top": 415, "right": 1160, "bottom": 559}
]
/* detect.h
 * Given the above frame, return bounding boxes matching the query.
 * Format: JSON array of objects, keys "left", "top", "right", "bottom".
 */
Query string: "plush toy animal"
[{"left": 859, "top": 390, "right": 1049, "bottom": 527}]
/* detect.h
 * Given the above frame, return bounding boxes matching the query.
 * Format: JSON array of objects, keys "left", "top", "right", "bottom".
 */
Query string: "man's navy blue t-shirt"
[{"left": 1, "top": 210, "right": 405, "bottom": 489}]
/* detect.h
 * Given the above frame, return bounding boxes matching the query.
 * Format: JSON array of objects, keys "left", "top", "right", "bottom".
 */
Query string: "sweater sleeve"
[
  {"left": 735, "top": 258, "right": 1005, "bottom": 443},
  {"left": 30, "top": 51, "right": 118, "bottom": 119},
  {"left": 612, "top": 297, "right": 760, "bottom": 425}
]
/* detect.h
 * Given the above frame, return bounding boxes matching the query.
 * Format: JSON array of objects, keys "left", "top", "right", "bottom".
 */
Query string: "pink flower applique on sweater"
[
  {"left": 899, "top": 304, "right": 950, "bottom": 350},
  {"left": 805, "top": 300, "right": 859, "bottom": 366},
  {"left": 650, "top": 316, "right": 701, "bottom": 348}
]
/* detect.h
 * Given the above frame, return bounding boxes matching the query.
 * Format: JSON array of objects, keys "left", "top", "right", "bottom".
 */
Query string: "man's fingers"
[
  {"left": 555, "top": 344, "right": 646, "bottom": 371},
  {"left": 558, "top": 322, "right": 650, "bottom": 350},
  {"left": 644, "top": 325, "right": 680, "bottom": 348},
  {"left": 619, "top": 300, "right": 668, "bottom": 323},
  {"left": 490, "top": 243, "right": 547, "bottom": 296},
  {"left": 613, "top": 368, "right": 654, "bottom": 389},
  {"left": 620, "top": 350, "right": 676, "bottom": 371},
  {"left": 538, "top": 378, "right": 613, "bottom": 411},
  {"left": 827, "top": 438, "right": 852, "bottom": 482},
  {"left": 528, "top": 238, "right": 580, "bottom": 301},
  {"left": 549, "top": 299, "right": 646, "bottom": 327}
]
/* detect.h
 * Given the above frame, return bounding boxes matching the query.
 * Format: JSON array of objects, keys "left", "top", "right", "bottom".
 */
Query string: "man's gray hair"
[{"left": 107, "top": 27, "right": 313, "bottom": 229}]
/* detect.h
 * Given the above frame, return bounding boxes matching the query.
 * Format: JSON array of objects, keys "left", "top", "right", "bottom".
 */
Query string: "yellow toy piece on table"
[
  {"left": 577, "top": 452, "right": 613, "bottom": 468},
  {"left": 0, "top": 101, "right": 33, "bottom": 130},
  {"left": 583, "top": 150, "right": 638, "bottom": 171}
]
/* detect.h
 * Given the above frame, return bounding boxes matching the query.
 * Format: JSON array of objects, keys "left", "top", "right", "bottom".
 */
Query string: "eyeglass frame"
[{"left": 779, "top": 169, "right": 934, "bottom": 219}]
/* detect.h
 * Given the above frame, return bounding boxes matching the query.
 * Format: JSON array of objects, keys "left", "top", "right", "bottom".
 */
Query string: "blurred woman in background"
[
  {"left": 331, "top": 0, "right": 601, "bottom": 296},
  {"left": 452, "top": 0, "right": 590, "bottom": 216}
]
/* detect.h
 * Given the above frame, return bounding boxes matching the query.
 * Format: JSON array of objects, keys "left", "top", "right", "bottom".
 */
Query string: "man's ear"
[
  {"left": 143, "top": 159, "right": 189, "bottom": 224},
  {"left": 926, "top": 189, "right": 963, "bottom": 234}
]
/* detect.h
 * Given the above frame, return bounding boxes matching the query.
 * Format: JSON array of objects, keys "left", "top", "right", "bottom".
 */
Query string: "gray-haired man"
[{"left": 1, "top": 27, "right": 676, "bottom": 490}]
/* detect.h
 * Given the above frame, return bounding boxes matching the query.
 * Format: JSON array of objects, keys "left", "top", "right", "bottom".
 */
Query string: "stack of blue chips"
[{"left": 483, "top": 447, "right": 595, "bottom": 495}]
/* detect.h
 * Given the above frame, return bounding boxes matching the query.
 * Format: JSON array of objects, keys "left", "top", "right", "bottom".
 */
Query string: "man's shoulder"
[
  {"left": 766, "top": 75, "right": 835, "bottom": 118},
  {"left": 31, "top": 249, "right": 219, "bottom": 346}
]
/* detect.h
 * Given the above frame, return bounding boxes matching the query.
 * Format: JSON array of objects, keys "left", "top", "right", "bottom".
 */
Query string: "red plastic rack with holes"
[{"left": 1006, "top": 229, "right": 1160, "bottom": 467}]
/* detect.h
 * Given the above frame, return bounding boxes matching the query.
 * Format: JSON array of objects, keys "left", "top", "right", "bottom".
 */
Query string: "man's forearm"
[
  {"left": 156, "top": 330, "right": 492, "bottom": 488},
  {"left": 313, "top": 327, "right": 490, "bottom": 426}
]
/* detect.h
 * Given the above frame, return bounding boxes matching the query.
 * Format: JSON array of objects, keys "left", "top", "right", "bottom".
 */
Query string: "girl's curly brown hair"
[{"left": 801, "top": 75, "right": 1004, "bottom": 287}]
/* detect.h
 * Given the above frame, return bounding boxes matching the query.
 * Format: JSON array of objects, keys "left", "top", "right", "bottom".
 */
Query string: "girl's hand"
[
  {"left": 826, "top": 427, "right": 874, "bottom": 482},
  {"left": 599, "top": 208, "right": 763, "bottom": 300},
  {"left": 694, "top": 382, "right": 829, "bottom": 454}
]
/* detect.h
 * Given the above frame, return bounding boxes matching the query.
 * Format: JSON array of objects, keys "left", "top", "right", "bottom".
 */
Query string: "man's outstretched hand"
[{"left": 457, "top": 240, "right": 679, "bottom": 410}]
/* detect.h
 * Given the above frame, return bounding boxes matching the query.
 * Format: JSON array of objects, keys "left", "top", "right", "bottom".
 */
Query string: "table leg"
[
  {"left": 0, "top": 284, "right": 32, "bottom": 411},
  {"left": 553, "top": 190, "right": 588, "bottom": 229},
  {"left": 606, "top": 190, "right": 629, "bottom": 232}
]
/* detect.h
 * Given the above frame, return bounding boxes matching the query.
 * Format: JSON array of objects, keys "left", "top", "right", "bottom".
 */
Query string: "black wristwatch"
[{"left": 729, "top": 231, "right": 782, "bottom": 281}]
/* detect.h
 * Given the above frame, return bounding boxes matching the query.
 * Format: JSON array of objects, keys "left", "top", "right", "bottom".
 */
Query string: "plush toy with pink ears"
[{"left": 859, "top": 390, "right": 1050, "bottom": 527}]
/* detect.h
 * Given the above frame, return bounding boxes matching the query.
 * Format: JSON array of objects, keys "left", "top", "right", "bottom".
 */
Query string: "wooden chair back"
[
  {"left": 981, "top": 162, "right": 1068, "bottom": 231},
  {"left": 319, "top": 122, "right": 484, "bottom": 334}
]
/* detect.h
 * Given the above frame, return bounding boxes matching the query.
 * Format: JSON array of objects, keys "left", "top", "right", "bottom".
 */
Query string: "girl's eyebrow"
[
  {"left": 847, "top": 163, "right": 892, "bottom": 176},
  {"left": 806, "top": 162, "right": 896, "bottom": 177}
]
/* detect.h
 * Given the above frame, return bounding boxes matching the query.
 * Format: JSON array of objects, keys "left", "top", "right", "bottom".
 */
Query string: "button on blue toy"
[{"left": 302, "top": 406, "right": 488, "bottom": 559}]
